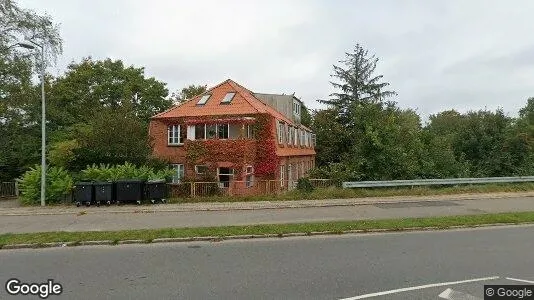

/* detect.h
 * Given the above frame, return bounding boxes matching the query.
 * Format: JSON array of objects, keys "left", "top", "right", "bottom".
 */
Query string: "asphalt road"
[
  {"left": 2, "top": 196, "right": 534, "bottom": 233},
  {"left": 1, "top": 225, "right": 533, "bottom": 299}
]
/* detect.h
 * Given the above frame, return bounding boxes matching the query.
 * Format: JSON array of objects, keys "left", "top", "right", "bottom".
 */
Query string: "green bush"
[
  {"left": 17, "top": 165, "right": 74, "bottom": 205},
  {"left": 79, "top": 162, "right": 175, "bottom": 182},
  {"left": 296, "top": 177, "right": 315, "bottom": 193}
]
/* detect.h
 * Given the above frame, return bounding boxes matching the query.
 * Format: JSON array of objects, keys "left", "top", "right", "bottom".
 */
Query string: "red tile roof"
[{"left": 153, "top": 79, "right": 295, "bottom": 125}]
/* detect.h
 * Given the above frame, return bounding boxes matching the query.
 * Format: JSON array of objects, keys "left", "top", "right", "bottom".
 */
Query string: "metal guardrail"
[{"left": 342, "top": 176, "right": 534, "bottom": 188}]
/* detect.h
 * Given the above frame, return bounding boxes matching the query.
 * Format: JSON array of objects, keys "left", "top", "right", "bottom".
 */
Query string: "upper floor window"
[
  {"left": 217, "top": 123, "right": 229, "bottom": 139},
  {"left": 220, "top": 92, "right": 236, "bottom": 104},
  {"left": 197, "top": 94, "right": 211, "bottom": 105},
  {"left": 206, "top": 124, "right": 217, "bottom": 139},
  {"left": 168, "top": 125, "right": 184, "bottom": 145},
  {"left": 195, "top": 124, "right": 206, "bottom": 140},
  {"left": 192, "top": 123, "right": 235, "bottom": 140},
  {"left": 287, "top": 126, "right": 292, "bottom": 145},
  {"left": 293, "top": 127, "right": 298, "bottom": 146},
  {"left": 277, "top": 121, "right": 285, "bottom": 144},
  {"left": 293, "top": 102, "right": 300, "bottom": 115},
  {"left": 246, "top": 124, "right": 254, "bottom": 139}
]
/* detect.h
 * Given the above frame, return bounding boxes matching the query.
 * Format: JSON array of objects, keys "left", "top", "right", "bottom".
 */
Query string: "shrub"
[
  {"left": 308, "top": 164, "right": 357, "bottom": 187},
  {"left": 296, "top": 177, "right": 315, "bottom": 193},
  {"left": 79, "top": 162, "right": 175, "bottom": 182},
  {"left": 17, "top": 165, "right": 74, "bottom": 205}
]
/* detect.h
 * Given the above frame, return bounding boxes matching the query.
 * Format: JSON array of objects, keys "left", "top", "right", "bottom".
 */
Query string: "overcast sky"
[{"left": 18, "top": 0, "right": 534, "bottom": 120}]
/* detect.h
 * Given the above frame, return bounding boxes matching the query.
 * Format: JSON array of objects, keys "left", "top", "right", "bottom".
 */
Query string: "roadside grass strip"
[{"left": 1, "top": 211, "right": 534, "bottom": 249}]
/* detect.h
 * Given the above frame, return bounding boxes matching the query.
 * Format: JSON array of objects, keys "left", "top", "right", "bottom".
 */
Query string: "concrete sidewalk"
[
  {"left": 1, "top": 192, "right": 534, "bottom": 233},
  {"left": 1, "top": 191, "right": 533, "bottom": 216}
]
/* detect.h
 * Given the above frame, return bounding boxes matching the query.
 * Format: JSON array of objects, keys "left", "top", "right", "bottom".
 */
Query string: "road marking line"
[
  {"left": 439, "top": 288, "right": 482, "bottom": 300},
  {"left": 339, "top": 276, "right": 500, "bottom": 300},
  {"left": 506, "top": 277, "right": 534, "bottom": 284}
]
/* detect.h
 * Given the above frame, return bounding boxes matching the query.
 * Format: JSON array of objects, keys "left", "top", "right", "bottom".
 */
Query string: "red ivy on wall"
[
  {"left": 254, "top": 114, "right": 278, "bottom": 178},
  {"left": 184, "top": 139, "right": 256, "bottom": 178},
  {"left": 164, "top": 113, "right": 278, "bottom": 179}
]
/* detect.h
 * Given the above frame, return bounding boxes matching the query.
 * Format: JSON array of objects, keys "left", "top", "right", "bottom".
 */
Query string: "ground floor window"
[
  {"left": 171, "top": 164, "right": 184, "bottom": 183},
  {"left": 218, "top": 167, "right": 234, "bottom": 188},
  {"left": 290, "top": 164, "right": 294, "bottom": 179},
  {"left": 195, "top": 165, "right": 208, "bottom": 175},
  {"left": 280, "top": 165, "right": 286, "bottom": 187},
  {"left": 245, "top": 165, "right": 254, "bottom": 188}
]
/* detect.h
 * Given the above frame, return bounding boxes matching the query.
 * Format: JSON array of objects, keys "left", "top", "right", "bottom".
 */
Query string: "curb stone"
[
  {"left": 117, "top": 239, "right": 146, "bottom": 245},
  {"left": 79, "top": 240, "right": 114, "bottom": 246},
  {"left": 2, "top": 192, "right": 534, "bottom": 216},
  {"left": 2, "top": 243, "right": 39, "bottom": 249},
  {"left": 2, "top": 222, "right": 534, "bottom": 251},
  {"left": 152, "top": 237, "right": 194, "bottom": 243}
]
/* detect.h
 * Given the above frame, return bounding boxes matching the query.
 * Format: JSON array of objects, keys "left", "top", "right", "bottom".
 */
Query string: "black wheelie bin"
[
  {"left": 74, "top": 182, "right": 94, "bottom": 207},
  {"left": 145, "top": 179, "right": 167, "bottom": 204},
  {"left": 115, "top": 179, "right": 144, "bottom": 205},
  {"left": 94, "top": 181, "right": 114, "bottom": 206}
]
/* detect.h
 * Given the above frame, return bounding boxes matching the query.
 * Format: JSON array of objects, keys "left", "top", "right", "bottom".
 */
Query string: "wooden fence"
[
  {"left": 0, "top": 182, "right": 18, "bottom": 198},
  {"left": 167, "top": 179, "right": 334, "bottom": 198}
]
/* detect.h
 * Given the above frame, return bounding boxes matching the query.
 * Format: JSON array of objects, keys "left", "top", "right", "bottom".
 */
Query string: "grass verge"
[
  {"left": 1, "top": 211, "right": 534, "bottom": 248},
  {"left": 168, "top": 182, "right": 534, "bottom": 204}
]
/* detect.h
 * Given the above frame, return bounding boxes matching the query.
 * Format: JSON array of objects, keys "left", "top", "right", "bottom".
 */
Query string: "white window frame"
[
  {"left": 246, "top": 124, "right": 254, "bottom": 139},
  {"left": 293, "top": 128, "right": 297, "bottom": 146},
  {"left": 277, "top": 121, "right": 285, "bottom": 144},
  {"left": 287, "top": 126, "right": 292, "bottom": 145},
  {"left": 206, "top": 124, "right": 217, "bottom": 139},
  {"left": 194, "top": 124, "right": 206, "bottom": 140},
  {"left": 293, "top": 101, "right": 300, "bottom": 115},
  {"left": 171, "top": 164, "right": 184, "bottom": 183},
  {"left": 245, "top": 165, "right": 254, "bottom": 188},
  {"left": 195, "top": 165, "right": 208, "bottom": 174},
  {"left": 187, "top": 125, "right": 195, "bottom": 141},
  {"left": 217, "top": 123, "right": 230, "bottom": 139},
  {"left": 280, "top": 165, "right": 286, "bottom": 186},
  {"left": 168, "top": 125, "right": 183, "bottom": 145},
  {"left": 217, "top": 167, "right": 234, "bottom": 188}
]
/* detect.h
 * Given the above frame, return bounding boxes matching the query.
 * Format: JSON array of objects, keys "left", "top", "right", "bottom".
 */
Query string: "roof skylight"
[
  {"left": 220, "top": 92, "right": 236, "bottom": 104},
  {"left": 197, "top": 94, "right": 211, "bottom": 105}
]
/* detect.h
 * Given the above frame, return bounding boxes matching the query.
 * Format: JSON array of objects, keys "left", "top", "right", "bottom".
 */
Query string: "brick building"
[{"left": 149, "top": 79, "right": 316, "bottom": 190}]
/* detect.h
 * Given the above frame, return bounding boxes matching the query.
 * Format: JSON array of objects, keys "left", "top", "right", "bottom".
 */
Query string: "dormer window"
[
  {"left": 197, "top": 94, "right": 211, "bottom": 105},
  {"left": 220, "top": 92, "right": 236, "bottom": 104},
  {"left": 293, "top": 102, "right": 300, "bottom": 115}
]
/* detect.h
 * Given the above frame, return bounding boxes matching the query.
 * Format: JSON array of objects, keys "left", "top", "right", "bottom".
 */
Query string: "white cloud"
[{"left": 17, "top": 0, "right": 534, "bottom": 116}]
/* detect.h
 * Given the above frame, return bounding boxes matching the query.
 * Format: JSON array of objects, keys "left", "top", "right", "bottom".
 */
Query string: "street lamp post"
[{"left": 18, "top": 41, "right": 46, "bottom": 207}]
